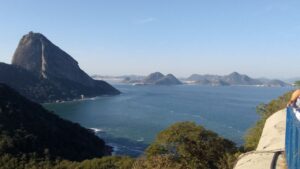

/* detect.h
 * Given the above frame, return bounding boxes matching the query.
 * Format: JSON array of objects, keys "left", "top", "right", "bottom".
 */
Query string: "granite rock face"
[
  {"left": 0, "top": 32, "right": 120, "bottom": 102},
  {"left": 12, "top": 32, "right": 95, "bottom": 87}
]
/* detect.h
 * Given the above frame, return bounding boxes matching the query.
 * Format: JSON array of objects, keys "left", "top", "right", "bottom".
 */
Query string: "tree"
[
  {"left": 143, "top": 122, "right": 237, "bottom": 169},
  {"left": 295, "top": 81, "right": 300, "bottom": 87}
]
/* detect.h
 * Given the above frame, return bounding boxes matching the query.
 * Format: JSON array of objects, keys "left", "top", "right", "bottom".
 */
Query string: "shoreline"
[{"left": 42, "top": 93, "right": 121, "bottom": 105}]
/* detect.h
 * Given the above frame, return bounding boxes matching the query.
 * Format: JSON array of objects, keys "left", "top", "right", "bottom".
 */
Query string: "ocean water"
[{"left": 44, "top": 85, "right": 291, "bottom": 156}]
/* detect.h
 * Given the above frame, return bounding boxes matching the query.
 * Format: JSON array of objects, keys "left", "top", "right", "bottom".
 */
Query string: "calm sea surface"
[{"left": 44, "top": 84, "right": 291, "bottom": 156}]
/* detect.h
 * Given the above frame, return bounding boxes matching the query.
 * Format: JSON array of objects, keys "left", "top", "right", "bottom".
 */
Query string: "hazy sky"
[{"left": 0, "top": 0, "right": 299, "bottom": 78}]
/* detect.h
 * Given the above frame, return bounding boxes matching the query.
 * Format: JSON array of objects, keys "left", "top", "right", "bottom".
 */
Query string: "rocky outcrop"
[
  {"left": 234, "top": 109, "right": 286, "bottom": 169},
  {"left": 12, "top": 32, "right": 96, "bottom": 87},
  {"left": 0, "top": 32, "right": 120, "bottom": 103}
]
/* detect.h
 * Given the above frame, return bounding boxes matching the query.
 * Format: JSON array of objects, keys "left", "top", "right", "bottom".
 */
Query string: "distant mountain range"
[
  {"left": 185, "top": 72, "right": 290, "bottom": 87},
  {"left": 0, "top": 32, "right": 119, "bottom": 103},
  {"left": 93, "top": 72, "right": 290, "bottom": 87},
  {"left": 282, "top": 77, "right": 300, "bottom": 84}
]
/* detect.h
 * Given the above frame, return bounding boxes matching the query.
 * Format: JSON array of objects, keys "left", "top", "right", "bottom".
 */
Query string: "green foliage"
[
  {"left": 244, "top": 91, "right": 292, "bottom": 150},
  {"left": 295, "top": 81, "right": 300, "bottom": 87},
  {"left": 4, "top": 82, "right": 293, "bottom": 168},
  {"left": 0, "top": 120, "right": 240, "bottom": 169},
  {"left": 143, "top": 122, "right": 238, "bottom": 169},
  {"left": 78, "top": 156, "right": 134, "bottom": 169},
  {"left": 0, "top": 154, "right": 134, "bottom": 169},
  {"left": 133, "top": 155, "right": 183, "bottom": 169},
  {"left": 0, "top": 84, "right": 109, "bottom": 161}
]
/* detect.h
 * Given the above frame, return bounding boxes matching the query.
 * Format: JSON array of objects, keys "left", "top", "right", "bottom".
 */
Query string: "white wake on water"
[{"left": 90, "top": 128, "right": 104, "bottom": 133}]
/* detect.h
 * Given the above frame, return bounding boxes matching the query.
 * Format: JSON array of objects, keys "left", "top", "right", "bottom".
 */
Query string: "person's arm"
[{"left": 288, "top": 90, "right": 300, "bottom": 106}]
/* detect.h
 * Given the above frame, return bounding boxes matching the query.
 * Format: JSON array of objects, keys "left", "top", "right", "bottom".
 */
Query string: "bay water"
[{"left": 44, "top": 85, "right": 291, "bottom": 156}]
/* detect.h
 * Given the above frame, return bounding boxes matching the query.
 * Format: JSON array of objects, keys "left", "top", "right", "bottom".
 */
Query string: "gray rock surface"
[
  {"left": 0, "top": 32, "right": 120, "bottom": 102},
  {"left": 12, "top": 32, "right": 95, "bottom": 87}
]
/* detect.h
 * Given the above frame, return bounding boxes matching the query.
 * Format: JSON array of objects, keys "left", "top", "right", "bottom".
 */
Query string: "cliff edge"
[{"left": 234, "top": 109, "right": 286, "bottom": 169}]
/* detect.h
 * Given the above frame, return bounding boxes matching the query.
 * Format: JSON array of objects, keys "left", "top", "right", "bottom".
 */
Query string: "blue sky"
[{"left": 0, "top": 0, "right": 299, "bottom": 78}]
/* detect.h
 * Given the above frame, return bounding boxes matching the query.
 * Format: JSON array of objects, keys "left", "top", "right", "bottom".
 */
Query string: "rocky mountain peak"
[
  {"left": 143, "top": 72, "right": 165, "bottom": 83},
  {"left": 11, "top": 32, "right": 95, "bottom": 87},
  {"left": 149, "top": 72, "right": 164, "bottom": 78},
  {"left": 0, "top": 32, "right": 120, "bottom": 102},
  {"left": 165, "top": 74, "right": 176, "bottom": 78},
  {"left": 228, "top": 72, "right": 241, "bottom": 77},
  {"left": 155, "top": 73, "right": 182, "bottom": 85},
  {"left": 141, "top": 72, "right": 182, "bottom": 85}
]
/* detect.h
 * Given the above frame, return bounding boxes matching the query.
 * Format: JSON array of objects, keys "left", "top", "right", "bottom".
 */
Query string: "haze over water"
[{"left": 45, "top": 84, "right": 291, "bottom": 156}]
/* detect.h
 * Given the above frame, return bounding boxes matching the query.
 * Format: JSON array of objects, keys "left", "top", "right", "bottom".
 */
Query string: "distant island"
[
  {"left": 92, "top": 72, "right": 290, "bottom": 87},
  {"left": 123, "top": 72, "right": 182, "bottom": 85},
  {"left": 0, "top": 32, "right": 120, "bottom": 103},
  {"left": 184, "top": 72, "right": 290, "bottom": 87}
]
